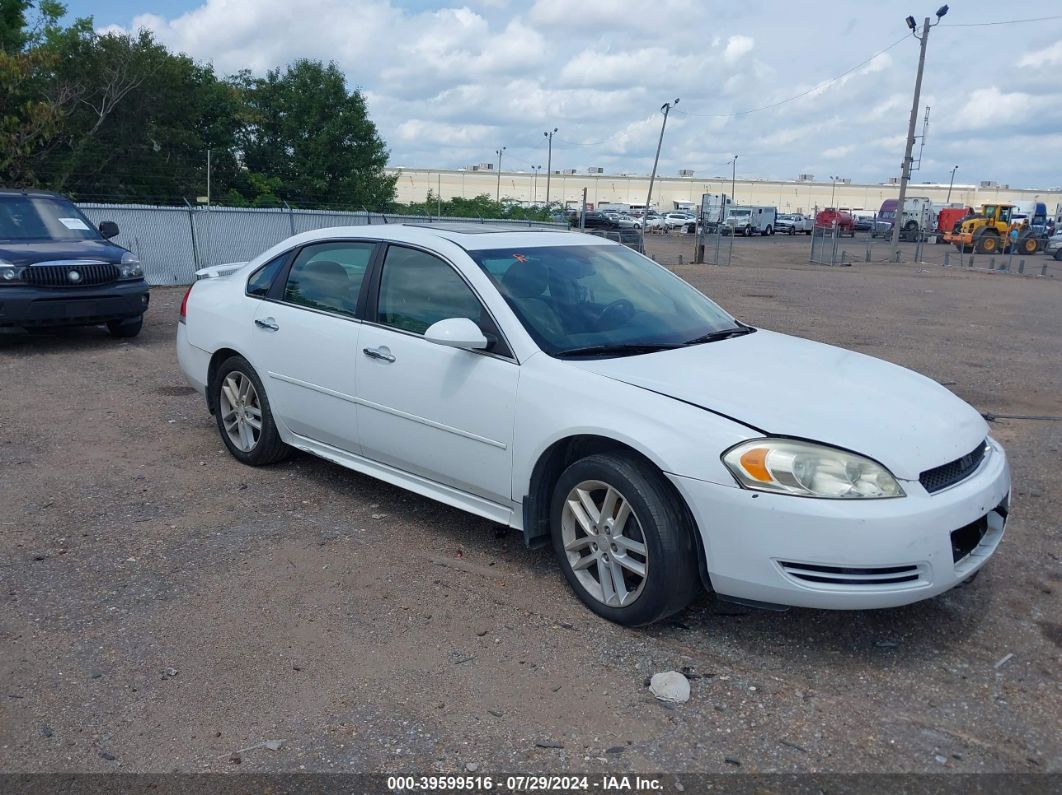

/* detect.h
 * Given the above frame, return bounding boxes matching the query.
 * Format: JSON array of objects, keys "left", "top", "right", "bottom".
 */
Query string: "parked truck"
[
  {"left": 871, "top": 196, "right": 936, "bottom": 239},
  {"left": 723, "top": 205, "right": 777, "bottom": 236}
]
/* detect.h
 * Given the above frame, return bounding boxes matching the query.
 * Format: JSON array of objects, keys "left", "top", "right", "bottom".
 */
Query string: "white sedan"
[{"left": 177, "top": 224, "right": 1010, "bottom": 626}]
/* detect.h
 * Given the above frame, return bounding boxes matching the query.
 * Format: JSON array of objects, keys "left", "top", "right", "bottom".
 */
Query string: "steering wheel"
[{"left": 596, "top": 298, "right": 636, "bottom": 329}]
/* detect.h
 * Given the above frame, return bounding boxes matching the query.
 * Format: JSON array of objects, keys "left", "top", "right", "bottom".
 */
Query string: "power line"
[
  {"left": 942, "top": 14, "right": 1062, "bottom": 27},
  {"left": 675, "top": 34, "right": 911, "bottom": 119}
]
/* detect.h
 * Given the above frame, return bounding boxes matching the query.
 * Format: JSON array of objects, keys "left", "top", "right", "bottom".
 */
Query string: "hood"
[
  {"left": 570, "top": 329, "right": 987, "bottom": 480},
  {"left": 0, "top": 239, "right": 125, "bottom": 266}
]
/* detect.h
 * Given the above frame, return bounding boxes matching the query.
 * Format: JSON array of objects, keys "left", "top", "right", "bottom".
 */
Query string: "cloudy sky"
[{"left": 72, "top": 0, "right": 1062, "bottom": 189}]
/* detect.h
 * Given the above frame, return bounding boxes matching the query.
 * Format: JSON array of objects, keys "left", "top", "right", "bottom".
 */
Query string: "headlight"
[
  {"left": 118, "top": 251, "right": 143, "bottom": 279},
  {"left": 0, "top": 262, "right": 26, "bottom": 284},
  {"left": 722, "top": 438, "right": 905, "bottom": 499}
]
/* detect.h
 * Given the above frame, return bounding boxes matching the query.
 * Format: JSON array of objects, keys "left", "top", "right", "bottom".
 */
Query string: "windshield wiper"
[
  {"left": 554, "top": 343, "right": 684, "bottom": 359},
  {"left": 684, "top": 325, "right": 755, "bottom": 345}
]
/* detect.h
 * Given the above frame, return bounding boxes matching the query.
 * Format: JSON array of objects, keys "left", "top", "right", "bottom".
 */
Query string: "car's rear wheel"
[
  {"left": 107, "top": 315, "right": 143, "bottom": 338},
  {"left": 213, "top": 355, "right": 291, "bottom": 466},
  {"left": 551, "top": 453, "right": 699, "bottom": 626}
]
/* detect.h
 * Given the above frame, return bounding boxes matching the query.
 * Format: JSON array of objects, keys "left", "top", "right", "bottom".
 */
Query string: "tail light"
[{"left": 179, "top": 285, "right": 193, "bottom": 324}]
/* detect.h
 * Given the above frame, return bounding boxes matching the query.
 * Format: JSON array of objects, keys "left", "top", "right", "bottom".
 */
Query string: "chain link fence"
[{"left": 75, "top": 203, "right": 565, "bottom": 285}]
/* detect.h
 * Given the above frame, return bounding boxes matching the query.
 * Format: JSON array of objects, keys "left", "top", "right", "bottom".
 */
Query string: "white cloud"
[
  {"left": 723, "top": 35, "right": 754, "bottom": 63},
  {"left": 1018, "top": 41, "right": 1062, "bottom": 68},
  {"left": 98, "top": 0, "right": 1062, "bottom": 188}
]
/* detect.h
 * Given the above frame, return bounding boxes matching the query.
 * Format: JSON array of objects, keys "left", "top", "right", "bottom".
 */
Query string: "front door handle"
[
  {"left": 362, "top": 346, "right": 396, "bottom": 363},
  {"left": 255, "top": 317, "right": 279, "bottom": 331}
]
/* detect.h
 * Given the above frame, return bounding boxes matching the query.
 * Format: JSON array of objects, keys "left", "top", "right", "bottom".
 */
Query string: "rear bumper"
[
  {"left": 669, "top": 437, "right": 1011, "bottom": 610},
  {"left": 0, "top": 280, "right": 149, "bottom": 327}
]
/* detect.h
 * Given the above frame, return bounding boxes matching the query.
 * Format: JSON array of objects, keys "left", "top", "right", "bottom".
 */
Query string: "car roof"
[
  {"left": 0, "top": 188, "right": 68, "bottom": 199},
  {"left": 280, "top": 222, "right": 608, "bottom": 252}
]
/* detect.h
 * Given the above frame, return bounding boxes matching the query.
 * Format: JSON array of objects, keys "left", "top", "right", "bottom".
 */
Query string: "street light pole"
[
  {"left": 830, "top": 176, "right": 838, "bottom": 208},
  {"left": 543, "top": 128, "right": 557, "bottom": 207},
  {"left": 532, "top": 165, "right": 541, "bottom": 205},
  {"left": 640, "top": 98, "right": 679, "bottom": 252},
  {"left": 891, "top": 6, "right": 948, "bottom": 259},
  {"left": 729, "top": 155, "right": 738, "bottom": 205},
  {"left": 946, "top": 164, "right": 958, "bottom": 203},
  {"left": 495, "top": 147, "right": 506, "bottom": 203}
]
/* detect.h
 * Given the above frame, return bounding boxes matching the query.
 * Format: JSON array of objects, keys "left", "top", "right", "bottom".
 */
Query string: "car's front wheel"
[
  {"left": 551, "top": 453, "right": 700, "bottom": 626},
  {"left": 212, "top": 355, "right": 292, "bottom": 466}
]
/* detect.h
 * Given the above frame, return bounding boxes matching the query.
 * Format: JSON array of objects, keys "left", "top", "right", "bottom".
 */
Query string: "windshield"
[
  {"left": 0, "top": 195, "right": 101, "bottom": 242},
  {"left": 469, "top": 244, "right": 738, "bottom": 356}
]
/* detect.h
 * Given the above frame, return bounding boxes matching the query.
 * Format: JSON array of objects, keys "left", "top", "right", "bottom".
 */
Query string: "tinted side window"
[
  {"left": 246, "top": 254, "right": 287, "bottom": 297},
  {"left": 283, "top": 241, "right": 374, "bottom": 317},
  {"left": 377, "top": 247, "right": 483, "bottom": 335}
]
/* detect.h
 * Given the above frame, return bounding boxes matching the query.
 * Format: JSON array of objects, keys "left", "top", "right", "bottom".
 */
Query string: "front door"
[{"left": 354, "top": 244, "right": 518, "bottom": 505}]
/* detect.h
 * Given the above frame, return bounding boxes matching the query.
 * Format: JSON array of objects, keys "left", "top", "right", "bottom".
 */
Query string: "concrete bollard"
[
  {"left": 990, "top": 256, "right": 995, "bottom": 270},
  {"left": 865, "top": 243, "right": 871, "bottom": 262},
  {"left": 944, "top": 251, "right": 950, "bottom": 267},
  {"left": 1019, "top": 259, "right": 1025, "bottom": 274},
  {"left": 1043, "top": 263, "right": 1049, "bottom": 276},
  {"left": 678, "top": 254, "right": 684, "bottom": 265}
]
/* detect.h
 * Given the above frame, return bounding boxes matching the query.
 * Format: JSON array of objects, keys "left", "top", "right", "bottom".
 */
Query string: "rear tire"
[
  {"left": 551, "top": 453, "right": 700, "bottom": 626},
  {"left": 212, "top": 355, "right": 292, "bottom": 466},
  {"left": 107, "top": 315, "right": 143, "bottom": 338}
]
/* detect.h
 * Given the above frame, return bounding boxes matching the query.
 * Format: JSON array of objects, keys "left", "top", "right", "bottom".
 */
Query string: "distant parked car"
[
  {"left": 633, "top": 212, "right": 664, "bottom": 230},
  {"left": 662, "top": 212, "right": 694, "bottom": 230},
  {"left": 0, "top": 189, "right": 149, "bottom": 337},
  {"left": 775, "top": 213, "right": 813, "bottom": 235},
  {"left": 1044, "top": 232, "right": 1062, "bottom": 261},
  {"left": 576, "top": 212, "right": 620, "bottom": 230},
  {"left": 815, "top": 208, "right": 855, "bottom": 236}
]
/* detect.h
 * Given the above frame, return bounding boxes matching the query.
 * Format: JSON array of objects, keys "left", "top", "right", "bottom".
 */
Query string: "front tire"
[
  {"left": 107, "top": 315, "right": 143, "bottom": 338},
  {"left": 212, "top": 355, "right": 292, "bottom": 466},
  {"left": 551, "top": 453, "right": 699, "bottom": 626}
]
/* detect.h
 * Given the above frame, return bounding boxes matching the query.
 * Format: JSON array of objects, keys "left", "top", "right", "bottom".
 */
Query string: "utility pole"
[
  {"left": 892, "top": 6, "right": 948, "bottom": 259},
  {"left": 729, "top": 155, "right": 738, "bottom": 206},
  {"left": 830, "top": 176, "right": 839, "bottom": 208},
  {"left": 543, "top": 128, "right": 557, "bottom": 207},
  {"left": 206, "top": 148, "right": 211, "bottom": 207},
  {"left": 640, "top": 99, "right": 679, "bottom": 252},
  {"left": 946, "top": 164, "right": 958, "bottom": 203},
  {"left": 531, "top": 165, "right": 541, "bottom": 205},
  {"left": 495, "top": 147, "right": 506, "bottom": 203}
]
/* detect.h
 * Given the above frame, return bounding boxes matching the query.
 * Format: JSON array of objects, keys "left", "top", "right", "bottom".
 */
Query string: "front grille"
[
  {"left": 25, "top": 262, "right": 119, "bottom": 288},
  {"left": 920, "top": 441, "right": 988, "bottom": 494},
  {"left": 779, "top": 561, "right": 921, "bottom": 586}
]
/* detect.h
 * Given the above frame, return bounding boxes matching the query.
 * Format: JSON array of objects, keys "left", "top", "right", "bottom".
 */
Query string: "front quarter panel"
[{"left": 512, "top": 352, "right": 755, "bottom": 500}]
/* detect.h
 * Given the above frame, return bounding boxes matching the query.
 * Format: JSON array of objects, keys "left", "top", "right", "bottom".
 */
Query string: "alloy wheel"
[
  {"left": 219, "top": 371, "right": 263, "bottom": 452},
  {"left": 561, "top": 480, "right": 648, "bottom": 608}
]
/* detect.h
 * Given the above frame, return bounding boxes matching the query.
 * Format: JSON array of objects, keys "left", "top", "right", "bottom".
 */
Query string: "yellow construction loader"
[{"left": 944, "top": 204, "right": 1040, "bottom": 255}]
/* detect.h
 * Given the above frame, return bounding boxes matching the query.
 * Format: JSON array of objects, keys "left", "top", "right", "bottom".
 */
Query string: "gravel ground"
[{"left": 1, "top": 234, "right": 1059, "bottom": 776}]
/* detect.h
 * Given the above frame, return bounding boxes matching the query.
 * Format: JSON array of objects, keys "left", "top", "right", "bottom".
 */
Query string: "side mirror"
[
  {"left": 424, "top": 317, "right": 489, "bottom": 350},
  {"left": 99, "top": 221, "right": 120, "bottom": 239}
]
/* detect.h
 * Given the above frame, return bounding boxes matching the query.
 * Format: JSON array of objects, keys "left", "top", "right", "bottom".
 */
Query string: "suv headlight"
[
  {"left": 118, "top": 251, "right": 143, "bottom": 279},
  {"left": 0, "top": 260, "right": 26, "bottom": 284},
  {"left": 722, "top": 438, "right": 905, "bottom": 499}
]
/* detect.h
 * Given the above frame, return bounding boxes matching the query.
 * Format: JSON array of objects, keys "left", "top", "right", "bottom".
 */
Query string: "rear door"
[{"left": 250, "top": 240, "right": 377, "bottom": 452}]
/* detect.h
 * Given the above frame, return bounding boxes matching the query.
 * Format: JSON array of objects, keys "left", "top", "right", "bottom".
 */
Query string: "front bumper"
[
  {"left": 0, "top": 280, "right": 150, "bottom": 327},
  {"left": 670, "top": 437, "right": 1011, "bottom": 610}
]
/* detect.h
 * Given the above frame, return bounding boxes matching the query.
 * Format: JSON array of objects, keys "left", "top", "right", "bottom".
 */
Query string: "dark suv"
[{"left": 0, "top": 190, "right": 149, "bottom": 337}]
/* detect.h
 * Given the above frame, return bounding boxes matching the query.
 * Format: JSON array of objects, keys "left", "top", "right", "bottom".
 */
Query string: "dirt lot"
[{"left": 1, "top": 234, "right": 1060, "bottom": 776}]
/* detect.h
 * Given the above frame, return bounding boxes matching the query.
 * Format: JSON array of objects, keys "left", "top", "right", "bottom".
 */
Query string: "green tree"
[{"left": 235, "top": 59, "right": 396, "bottom": 209}]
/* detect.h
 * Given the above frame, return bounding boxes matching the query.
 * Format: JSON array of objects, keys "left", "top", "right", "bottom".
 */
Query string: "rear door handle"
[
  {"left": 363, "top": 346, "right": 395, "bottom": 363},
  {"left": 255, "top": 318, "right": 279, "bottom": 331}
]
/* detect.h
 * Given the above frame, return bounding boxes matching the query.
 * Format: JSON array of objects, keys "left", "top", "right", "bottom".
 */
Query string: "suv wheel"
[{"left": 551, "top": 453, "right": 699, "bottom": 626}]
